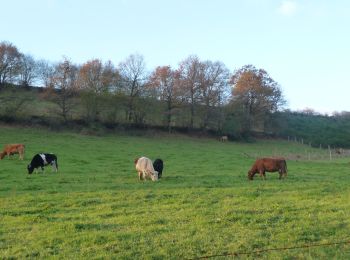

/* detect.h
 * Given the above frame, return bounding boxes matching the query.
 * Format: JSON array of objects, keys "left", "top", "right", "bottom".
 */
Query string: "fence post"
[{"left": 328, "top": 145, "right": 332, "bottom": 160}]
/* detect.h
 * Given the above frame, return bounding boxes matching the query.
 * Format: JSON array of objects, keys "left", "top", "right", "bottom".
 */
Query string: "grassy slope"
[{"left": 0, "top": 126, "right": 349, "bottom": 259}]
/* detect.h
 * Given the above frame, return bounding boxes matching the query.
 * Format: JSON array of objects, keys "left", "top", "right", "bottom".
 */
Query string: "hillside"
[
  {"left": 1, "top": 85, "right": 350, "bottom": 148},
  {"left": 0, "top": 126, "right": 349, "bottom": 258}
]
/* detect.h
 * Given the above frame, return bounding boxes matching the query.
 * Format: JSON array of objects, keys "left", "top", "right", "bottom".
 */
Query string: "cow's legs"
[
  {"left": 51, "top": 161, "right": 58, "bottom": 172},
  {"left": 138, "top": 172, "right": 143, "bottom": 180},
  {"left": 142, "top": 170, "right": 148, "bottom": 181},
  {"left": 259, "top": 170, "right": 266, "bottom": 180}
]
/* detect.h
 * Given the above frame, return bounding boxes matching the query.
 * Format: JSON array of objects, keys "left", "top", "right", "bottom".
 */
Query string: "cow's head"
[
  {"left": 150, "top": 171, "right": 159, "bottom": 181},
  {"left": 134, "top": 158, "right": 139, "bottom": 165},
  {"left": 247, "top": 170, "right": 254, "bottom": 180},
  {"left": 27, "top": 164, "right": 34, "bottom": 174}
]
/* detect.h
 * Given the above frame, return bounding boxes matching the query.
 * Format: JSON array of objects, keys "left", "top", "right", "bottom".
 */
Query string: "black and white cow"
[
  {"left": 27, "top": 153, "right": 58, "bottom": 174},
  {"left": 153, "top": 159, "right": 164, "bottom": 178}
]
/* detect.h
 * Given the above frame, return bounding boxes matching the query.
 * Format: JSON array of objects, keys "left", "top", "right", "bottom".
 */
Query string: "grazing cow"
[
  {"left": 248, "top": 158, "right": 287, "bottom": 180},
  {"left": 27, "top": 153, "right": 58, "bottom": 174},
  {"left": 220, "top": 136, "right": 228, "bottom": 142},
  {"left": 335, "top": 148, "right": 344, "bottom": 155},
  {"left": 0, "top": 144, "right": 25, "bottom": 160},
  {"left": 134, "top": 157, "right": 158, "bottom": 181},
  {"left": 153, "top": 159, "right": 164, "bottom": 178}
]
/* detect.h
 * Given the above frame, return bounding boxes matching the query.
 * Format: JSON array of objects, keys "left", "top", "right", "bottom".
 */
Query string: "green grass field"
[{"left": 0, "top": 126, "right": 349, "bottom": 259}]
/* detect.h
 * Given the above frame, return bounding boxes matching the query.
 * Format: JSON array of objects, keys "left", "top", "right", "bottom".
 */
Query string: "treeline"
[
  {"left": 1, "top": 41, "right": 350, "bottom": 148},
  {"left": 0, "top": 41, "right": 285, "bottom": 135},
  {"left": 274, "top": 110, "right": 350, "bottom": 148}
]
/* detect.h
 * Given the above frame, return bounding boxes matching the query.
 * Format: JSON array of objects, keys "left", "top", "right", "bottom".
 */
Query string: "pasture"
[{"left": 0, "top": 126, "right": 349, "bottom": 259}]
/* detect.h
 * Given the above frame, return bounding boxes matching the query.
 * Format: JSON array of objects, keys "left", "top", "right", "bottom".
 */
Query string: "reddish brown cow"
[
  {"left": 248, "top": 158, "right": 287, "bottom": 180},
  {"left": 0, "top": 144, "right": 25, "bottom": 160}
]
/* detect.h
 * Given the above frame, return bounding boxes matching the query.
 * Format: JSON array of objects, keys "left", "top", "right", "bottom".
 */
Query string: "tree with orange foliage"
[
  {"left": 78, "top": 59, "right": 117, "bottom": 122},
  {"left": 148, "top": 65, "right": 178, "bottom": 132},
  {"left": 229, "top": 65, "right": 285, "bottom": 132}
]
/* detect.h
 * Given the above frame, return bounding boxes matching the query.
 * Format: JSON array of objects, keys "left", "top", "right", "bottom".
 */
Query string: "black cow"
[
  {"left": 153, "top": 159, "right": 164, "bottom": 178},
  {"left": 27, "top": 153, "right": 58, "bottom": 174}
]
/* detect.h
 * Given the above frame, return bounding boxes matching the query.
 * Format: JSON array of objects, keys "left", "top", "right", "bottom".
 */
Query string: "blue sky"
[{"left": 1, "top": 0, "right": 349, "bottom": 113}]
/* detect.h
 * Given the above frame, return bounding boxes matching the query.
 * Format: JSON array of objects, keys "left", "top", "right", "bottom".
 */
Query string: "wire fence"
[
  {"left": 247, "top": 150, "right": 350, "bottom": 161},
  {"left": 283, "top": 136, "right": 350, "bottom": 161},
  {"left": 241, "top": 136, "right": 350, "bottom": 161},
  {"left": 188, "top": 238, "right": 350, "bottom": 259}
]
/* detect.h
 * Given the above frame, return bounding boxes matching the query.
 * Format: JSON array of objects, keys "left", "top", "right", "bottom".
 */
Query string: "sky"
[{"left": 1, "top": 0, "right": 349, "bottom": 113}]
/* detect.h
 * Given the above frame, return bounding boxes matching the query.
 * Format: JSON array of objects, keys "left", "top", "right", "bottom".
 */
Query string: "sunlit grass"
[{"left": 0, "top": 126, "right": 349, "bottom": 259}]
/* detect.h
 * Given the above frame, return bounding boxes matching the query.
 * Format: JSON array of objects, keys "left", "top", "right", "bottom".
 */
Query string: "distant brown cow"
[
  {"left": 248, "top": 158, "right": 287, "bottom": 180},
  {"left": 0, "top": 144, "right": 25, "bottom": 160},
  {"left": 335, "top": 148, "right": 344, "bottom": 155}
]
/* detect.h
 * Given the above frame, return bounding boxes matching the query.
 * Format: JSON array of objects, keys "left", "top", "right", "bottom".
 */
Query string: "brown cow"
[
  {"left": 0, "top": 144, "right": 25, "bottom": 160},
  {"left": 248, "top": 157, "right": 287, "bottom": 180}
]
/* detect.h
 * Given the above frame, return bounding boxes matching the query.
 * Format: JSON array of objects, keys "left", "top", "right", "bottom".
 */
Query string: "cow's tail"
[
  {"left": 284, "top": 160, "right": 288, "bottom": 174},
  {"left": 0, "top": 152, "right": 5, "bottom": 160}
]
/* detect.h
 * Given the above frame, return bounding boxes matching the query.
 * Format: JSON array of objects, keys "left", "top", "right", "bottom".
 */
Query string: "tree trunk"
[{"left": 167, "top": 99, "right": 172, "bottom": 133}]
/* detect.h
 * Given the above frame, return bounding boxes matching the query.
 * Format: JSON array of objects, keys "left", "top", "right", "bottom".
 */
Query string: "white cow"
[{"left": 134, "top": 157, "right": 158, "bottom": 181}]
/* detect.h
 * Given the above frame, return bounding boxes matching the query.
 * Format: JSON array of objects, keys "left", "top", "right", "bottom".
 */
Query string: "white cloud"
[{"left": 278, "top": 1, "right": 297, "bottom": 16}]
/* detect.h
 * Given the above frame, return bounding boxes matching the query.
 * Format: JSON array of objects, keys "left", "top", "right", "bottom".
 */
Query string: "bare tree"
[
  {"left": 37, "top": 59, "right": 55, "bottom": 88},
  {"left": 197, "top": 60, "right": 230, "bottom": 129},
  {"left": 148, "top": 65, "right": 178, "bottom": 132},
  {"left": 0, "top": 41, "right": 22, "bottom": 86},
  {"left": 177, "top": 55, "right": 201, "bottom": 128},
  {"left": 18, "top": 54, "right": 38, "bottom": 87},
  {"left": 118, "top": 54, "right": 147, "bottom": 122},
  {"left": 50, "top": 58, "right": 78, "bottom": 122},
  {"left": 102, "top": 60, "right": 119, "bottom": 92}
]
